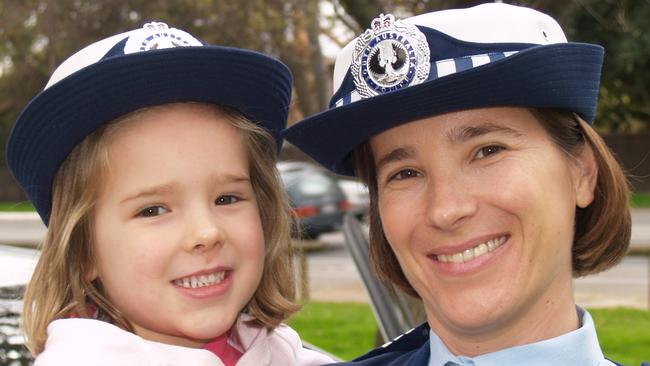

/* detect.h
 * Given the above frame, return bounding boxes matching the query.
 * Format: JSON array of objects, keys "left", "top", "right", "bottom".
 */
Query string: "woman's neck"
[{"left": 428, "top": 280, "right": 579, "bottom": 357}]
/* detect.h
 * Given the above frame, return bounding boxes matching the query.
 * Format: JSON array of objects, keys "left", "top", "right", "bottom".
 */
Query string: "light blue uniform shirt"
[{"left": 428, "top": 307, "right": 615, "bottom": 366}]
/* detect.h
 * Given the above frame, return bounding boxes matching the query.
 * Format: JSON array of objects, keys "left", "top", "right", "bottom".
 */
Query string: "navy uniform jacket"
[
  {"left": 327, "top": 323, "right": 640, "bottom": 366},
  {"left": 328, "top": 323, "right": 431, "bottom": 366}
]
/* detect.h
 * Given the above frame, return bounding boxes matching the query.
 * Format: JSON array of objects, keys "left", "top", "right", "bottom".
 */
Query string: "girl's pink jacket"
[{"left": 34, "top": 313, "right": 335, "bottom": 365}]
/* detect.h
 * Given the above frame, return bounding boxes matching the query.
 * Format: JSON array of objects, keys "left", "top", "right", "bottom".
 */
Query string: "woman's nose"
[{"left": 425, "top": 176, "right": 478, "bottom": 231}]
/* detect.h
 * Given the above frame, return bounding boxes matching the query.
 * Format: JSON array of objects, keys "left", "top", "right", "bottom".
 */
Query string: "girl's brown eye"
[
  {"left": 215, "top": 195, "right": 240, "bottom": 205},
  {"left": 138, "top": 206, "right": 168, "bottom": 217}
]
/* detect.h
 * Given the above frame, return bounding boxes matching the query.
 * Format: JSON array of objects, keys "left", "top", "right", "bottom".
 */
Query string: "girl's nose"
[{"left": 183, "top": 213, "right": 224, "bottom": 254}]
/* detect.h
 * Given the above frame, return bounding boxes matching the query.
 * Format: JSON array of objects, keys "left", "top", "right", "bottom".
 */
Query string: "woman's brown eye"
[
  {"left": 392, "top": 169, "right": 420, "bottom": 181},
  {"left": 476, "top": 145, "right": 504, "bottom": 159}
]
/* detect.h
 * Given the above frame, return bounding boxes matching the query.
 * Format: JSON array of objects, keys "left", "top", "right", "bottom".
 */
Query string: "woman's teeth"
[
  {"left": 436, "top": 236, "right": 507, "bottom": 264},
  {"left": 173, "top": 271, "right": 226, "bottom": 288}
]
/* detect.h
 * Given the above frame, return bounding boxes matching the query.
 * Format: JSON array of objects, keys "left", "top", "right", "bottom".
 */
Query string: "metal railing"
[{"left": 342, "top": 210, "right": 425, "bottom": 343}]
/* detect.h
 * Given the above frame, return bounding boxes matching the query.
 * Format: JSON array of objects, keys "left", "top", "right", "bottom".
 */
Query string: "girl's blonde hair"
[{"left": 22, "top": 103, "right": 298, "bottom": 355}]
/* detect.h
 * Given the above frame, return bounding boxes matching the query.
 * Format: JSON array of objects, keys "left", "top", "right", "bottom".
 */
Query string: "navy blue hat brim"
[
  {"left": 283, "top": 43, "right": 603, "bottom": 176},
  {"left": 7, "top": 46, "right": 292, "bottom": 223}
]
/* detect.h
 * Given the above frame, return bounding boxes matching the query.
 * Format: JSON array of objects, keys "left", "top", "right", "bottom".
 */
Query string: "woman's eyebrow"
[
  {"left": 375, "top": 146, "right": 415, "bottom": 174},
  {"left": 446, "top": 122, "right": 522, "bottom": 143}
]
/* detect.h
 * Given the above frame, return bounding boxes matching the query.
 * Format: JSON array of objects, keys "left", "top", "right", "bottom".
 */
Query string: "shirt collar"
[{"left": 428, "top": 307, "right": 614, "bottom": 366}]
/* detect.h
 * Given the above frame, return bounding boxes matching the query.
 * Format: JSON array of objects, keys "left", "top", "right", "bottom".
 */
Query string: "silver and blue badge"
[
  {"left": 351, "top": 14, "right": 429, "bottom": 98},
  {"left": 124, "top": 22, "right": 202, "bottom": 54}
]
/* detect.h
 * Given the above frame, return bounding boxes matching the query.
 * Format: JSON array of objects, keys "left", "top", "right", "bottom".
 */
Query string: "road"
[
  {"left": 304, "top": 231, "right": 650, "bottom": 309},
  {"left": 0, "top": 213, "right": 47, "bottom": 246}
]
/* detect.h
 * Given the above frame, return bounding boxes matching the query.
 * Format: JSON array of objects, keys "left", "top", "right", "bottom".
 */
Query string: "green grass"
[
  {"left": 0, "top": 201, "right": 35, "bottom": 211},
  {"left": 288, "top": 302, "right": 378, "bottom": 361},
  {"left": 289, "top": 302, "right": 649, "bottom": 363},
  {"left": 589, "top": 307, "right": 650, "bottom": 366},
  {"left": 631, "top": 192, "right": 650, "bottom": 208}
]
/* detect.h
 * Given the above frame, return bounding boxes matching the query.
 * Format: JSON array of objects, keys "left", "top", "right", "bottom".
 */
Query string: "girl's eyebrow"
[
  {"left": 445, "top": 122, "right": 522, "bottom": 143},
  {"left": 120, "top": 174, "right": 251, "bottom": 204},
  {"left": 120, "top": 182, "right": 179, "bottom": 204}
]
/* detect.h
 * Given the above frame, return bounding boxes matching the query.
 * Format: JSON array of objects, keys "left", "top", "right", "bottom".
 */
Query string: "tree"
[
  {"left": 2, "top": 0, "right": 649, "bottom": 172},
  {"left": 0, "top": 0, "right": 330, "bottom": 168},
  {"left": 562, "top": 0, "right": 650, "bottom": 132}
]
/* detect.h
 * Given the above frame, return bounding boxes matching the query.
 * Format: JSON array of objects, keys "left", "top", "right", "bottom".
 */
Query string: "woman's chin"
[{"left": 423, "top": 289, "right": 517, "bottom": 336}]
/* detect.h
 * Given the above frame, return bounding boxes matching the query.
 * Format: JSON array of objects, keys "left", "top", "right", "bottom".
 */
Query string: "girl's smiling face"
[
  {"left": 369, "top": 107, "right": 597, "bottom": 354},
  {"left": 91, "top": 104, "right": 265, "bottom": 348}
]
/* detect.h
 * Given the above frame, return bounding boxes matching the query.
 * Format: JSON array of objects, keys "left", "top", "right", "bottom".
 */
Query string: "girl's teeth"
[
  {"left": 174, "top": 271, "right": 226, "bottom": 288},
  {"left": 436, "top": 236, "right": 506, "bottom": 264}
]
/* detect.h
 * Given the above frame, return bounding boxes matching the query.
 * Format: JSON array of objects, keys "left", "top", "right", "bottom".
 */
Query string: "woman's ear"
[{"left": 574, "top": 144, "right": 598, "bottom": 208}]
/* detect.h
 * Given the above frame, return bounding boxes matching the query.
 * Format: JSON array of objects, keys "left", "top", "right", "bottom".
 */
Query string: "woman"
[{"left": 284, "top": 3, "right": 632, "bottom": 366}]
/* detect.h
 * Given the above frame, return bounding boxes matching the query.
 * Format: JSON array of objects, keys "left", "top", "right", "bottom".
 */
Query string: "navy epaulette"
[{"left": 354, "top": 323, "right": 430, "bottom": 361}]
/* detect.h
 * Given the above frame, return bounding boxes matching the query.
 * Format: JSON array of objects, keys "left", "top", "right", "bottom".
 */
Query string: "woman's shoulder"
[
  {"left": 325, "top": 323, "right": 430, "bottom": 366},
  {"left": 36, "top": 318, "right": 220, "bottom": 366}
]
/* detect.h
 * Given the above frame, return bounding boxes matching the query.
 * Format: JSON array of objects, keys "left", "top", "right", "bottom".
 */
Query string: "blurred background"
[
  {"left": 1, "top": 1, "right": 649, "bottom": 365},
  {"left": 1, "top": 0, "right": 650, "bottom": 191}
]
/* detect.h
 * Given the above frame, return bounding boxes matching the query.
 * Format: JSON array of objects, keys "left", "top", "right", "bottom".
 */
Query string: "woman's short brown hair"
[
  {"left": 22, "top": 103, "right": 299, "bottom": 355},
  {"left": 353, "top": 107, "right": 631, "bottom": 297}
]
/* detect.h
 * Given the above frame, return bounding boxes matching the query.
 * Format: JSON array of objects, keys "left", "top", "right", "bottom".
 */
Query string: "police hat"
[
  {"left": 7, "top": 22, "right": 293, "bottom": 224},
  {"left": 283, "top": 3, "right": 604, "bottom": 176}
]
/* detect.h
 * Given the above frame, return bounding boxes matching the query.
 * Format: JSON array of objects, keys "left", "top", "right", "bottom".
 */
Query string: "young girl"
[{"left": 8, "top": 22, "right": 333, "bottom": 366}]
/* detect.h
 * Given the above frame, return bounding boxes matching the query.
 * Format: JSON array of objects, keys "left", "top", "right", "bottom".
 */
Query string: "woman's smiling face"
[{"left": 369, "top": 107, "right": 597, "bottom": 354}]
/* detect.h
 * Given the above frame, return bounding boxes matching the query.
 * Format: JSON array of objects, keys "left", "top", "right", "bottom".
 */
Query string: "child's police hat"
[
  {"left": 6, "top": 22, "right": 293, "bottom": 224},
  {"left": 283, "top": 3, "right": 604, "bottom": 176}
]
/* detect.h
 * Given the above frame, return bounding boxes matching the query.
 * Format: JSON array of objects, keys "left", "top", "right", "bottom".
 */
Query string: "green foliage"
[{"left": 561, "top": 0, "right": 650, "bottom": 132}]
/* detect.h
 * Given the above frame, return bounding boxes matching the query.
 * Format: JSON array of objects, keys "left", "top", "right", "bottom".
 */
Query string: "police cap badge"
[{"left": 351, "top": 13, "right": 429, "bottom": 98}]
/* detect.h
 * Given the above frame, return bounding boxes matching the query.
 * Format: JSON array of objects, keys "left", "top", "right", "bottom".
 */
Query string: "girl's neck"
[{"left": 203, "top": 330, "right": 243, "bottom": 366}]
